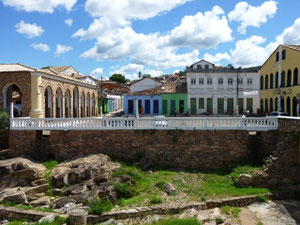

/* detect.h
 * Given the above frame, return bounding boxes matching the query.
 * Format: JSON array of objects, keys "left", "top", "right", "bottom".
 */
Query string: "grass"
[
  {"left": 144, "top": 217, "right": 201, "bottom": 225},
  {"left": 221, "top": 205, "right": 241, "bottom": 218},
  {"left": 149, "top": 195, "right": 163, "bottom": 205},
  {"left": 6, "top": 217, "right": 66, "bottom": 225},
  {"left": 2, "top": 201, "right": 55, "bottom": 213},
  {"left": 43, "top": 160, "right": 59, "bottom": 197},
  {"left": 111, "top": 163, "right": 270, "bottom": 208},
  {"left": 88, "top": 198, "right": 114, "bottom": 215},
  {"left": 43, "top": 160, "right": 58, "bottom": 170}
]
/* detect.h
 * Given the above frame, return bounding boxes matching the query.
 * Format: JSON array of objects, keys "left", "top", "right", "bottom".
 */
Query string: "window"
[
  {"left": 218, "top": 78, "right": 223, "bottom": 85},
  {"left": 153, "top": 100, "right": 159, "bottom": 114},
  {"left": 197, "top": 65, "right": 202, "bottom": 69},
  {"left": 275, "top": 72, "right": 278, "bottom": 88},
  {"left": 228, "top": 78, "right": 233, "bottom": 85},
  {"left": 247, "top": 98, "right": 253, "bottom": 112},
  {"left": 260, "top": 76, "right": 264, "bottom": 90},
  {"left": 191, "top": 78, "right": 196, "bottom": 85},
  {"left": 265, "top": 75, "right": 268, "bottom": 89},
  {"left": 294, "top": 68, "right": 298, "bottom": 85},
  {"left": 281, "top": 71, "right": 285, "bottom": 87},
  {"left": 270, "top": 73, "right": 274, "bottom": 89},
  {"left": 199, "top": 78, "right": 204, "bottom": 85},
  {"left": 238, "top": 78, "right": 243, "bottom": 84},
  {"left": 199, "top": 98, "right": 204, "bottom": 109},
  {"left": 287, "top": 70, "right": 291, "bottom": 87},
  {"left": 247, "top": 78, "right": 252, "bottom": 85},
  {"left": 205, "top": 65, "right": 209, "bottom": 69},
  {"left": 276, "top": 52, "right": 279, "bottom": 61},
  {"left": 207, "top": 78, "right": 212, "bottom": 85},
  {"left": 282, "top": 50, "right": 286, "bottom": 60}
]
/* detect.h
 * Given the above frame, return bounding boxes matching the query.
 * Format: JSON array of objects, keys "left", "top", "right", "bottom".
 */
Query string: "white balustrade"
[{"left": 10, "top": 117, "right": 278, "bottom": 131}]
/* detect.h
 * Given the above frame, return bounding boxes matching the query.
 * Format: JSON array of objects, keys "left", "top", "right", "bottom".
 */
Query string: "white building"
[
  {"left": 186, "top": 60, "right": 260, "bottom": 115},
  {"left": 130, "top": 78, "right": 161, "bottom": 92}
]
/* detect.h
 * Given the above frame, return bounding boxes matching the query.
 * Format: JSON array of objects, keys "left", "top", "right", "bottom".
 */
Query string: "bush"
[
  {"left": 88, "top": 198, "right": 114, "bottom": 214},
  {"left": 0, "top": 111, "right": 9, "bottom": 131},
  {"left": 114, "top": 182, "right": 136, "bottom": 199}
]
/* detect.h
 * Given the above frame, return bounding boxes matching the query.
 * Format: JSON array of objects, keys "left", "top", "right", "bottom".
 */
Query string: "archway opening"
[
  {"left": 81, "top": 92, "right": 85, "bottom": 117},
  {"left": 44, "top": 86, "right": 53, "bottom": 118},
  {"left": 86, "top": 93, "right": 90, "bottom": 117},
  {"left": 56, "top": 88, "right": 63, "bottom": 118},
  {"left": 3, "top": 84, "right": 22, "bottom": 116},
  {"left": 73, "top": 87, "right": 79, "bottom": 118},
  {"left": 92, "top": 94, "right": 95, "bottom": 116},
  {"left": 65, "top": 89, "right": 71, "bottom": 118}
]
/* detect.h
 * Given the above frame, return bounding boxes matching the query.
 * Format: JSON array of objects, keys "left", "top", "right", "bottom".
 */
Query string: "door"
[
  {"left": 138, "top": 100, "right": 142, "bottom": 113},
  {"left": 191, "top": 98, "right": 196, "bottom": 114},
  {"left": 162, "top": 100, "right": 168, "bottom": 114},
  {"left": 217, "top": 98, "right": 224, "bottom": 114},
  {"left": 145, "top": 100, "right": 150, "bottom": 114},
  {"left": 247, "top": 98, "right": 253, "bottom": 112},
  {"left": 227, "top": 98, "right": 234, "bottom": 115},
  {"left": 207, "top": 98, "right": 213, "bottom": 114},
  {"left": 179, "top": 100, "right": 184, "bottom": 114},
  {"left": 238, "top": 98, "right": 243, "bottom": 114},
  {"left": 128, "top": 100, "right": 134, "bottom": 114},
  {"left": 171, "top": 100, "right": 176, "bottom": 114}
]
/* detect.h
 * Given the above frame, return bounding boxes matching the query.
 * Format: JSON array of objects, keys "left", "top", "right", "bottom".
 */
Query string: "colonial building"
[
  {"left": 260, "top": 45, "right": 300, "bottom": 116},
  {"left": 186, "top": 60, "right": 260, "bottom": 115},
  {"left": 130, "top": 77, "right": 162, "bottom": 92},
  {"left": 0, "top": 63, "right": 98, "bottom": 118}
]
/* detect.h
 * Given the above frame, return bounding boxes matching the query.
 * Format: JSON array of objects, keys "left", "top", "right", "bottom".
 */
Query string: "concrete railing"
[{"left": 10, "top": 117, "right": 278, "bottom": 131}]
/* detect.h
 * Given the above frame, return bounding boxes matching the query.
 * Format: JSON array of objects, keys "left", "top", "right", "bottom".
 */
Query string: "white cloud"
[
  {"left": 65, "top": 18, "right": 73, "bottom": 27},
  {"left": 166, "top": 6, "right": 232, "bottom": 49},
  {"left": 76, "top": 6, "right": 233, "bottom": 69},
  {"left": 55, "top": 44, "right": 73, "bottom": 56},
  {"left": 30, "top": 43, "right": 50, "bottom": 52},
  {"left": 203, "top": 52, "right": 231, "bottom": 63},
  {"left": 276, "top": 18, "right": 300, "bottom": 44},
  {"left": 1, "top": 0, "right": 77, "bottom": 13},
  {"left": 90, "top": 67, "right": 103, "bottom": 77},
  {"left": 15, "top": 20, "right": 44, "bottom": 38},
  {"left": 228, "top": 0, "right": 277, "bottom": 34},
  {"left": 120, "top": 64, "right": 144, "bottom": 73}
]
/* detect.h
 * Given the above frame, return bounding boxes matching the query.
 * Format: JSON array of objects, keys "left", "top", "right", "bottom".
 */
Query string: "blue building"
[{"left": 123, "top": 86, "right": 162, "bottom": 115}]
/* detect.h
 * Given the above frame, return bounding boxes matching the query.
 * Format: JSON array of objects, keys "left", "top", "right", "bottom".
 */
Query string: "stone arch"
[
  {"left": 265, "top": 74, "right": 268, "bottom": 89},
  {"left": 92, "top": 93, "right": 96, "bottom": 116},
  {"left": 73, "top": 86, "right": 79, "bottom": 118},
  {"left": 44, "top": 86, "right": 53, "bottom": 118},
  {"left": 81, "top": 91, "right": 85, "bottom": 117},
  {"left": 65, "top": 89, "right": 71, "bottom": 118},
  {"left": 1, "top": 82, "right": 23, "bottom": 116},
  {"left": 86, "top": 92, "right": 90, "bottom": 117}
]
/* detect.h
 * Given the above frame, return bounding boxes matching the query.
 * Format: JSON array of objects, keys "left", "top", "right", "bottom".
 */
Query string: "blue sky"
[{"left": 1, "top": 0, "right": 300, "bottom": 80}]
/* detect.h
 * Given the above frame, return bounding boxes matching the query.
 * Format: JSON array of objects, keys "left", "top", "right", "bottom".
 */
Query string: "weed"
[
  {"left": 0, "top": 111, "right": 9, "bottom": 131},
  {"left": 220, "top": 205, "right": 240, "bottom": 218},
  {"left": 149, "top": 195, "right": 163, "bottom": 205},
  {"left": 88, "top": 198, "right": 114, "bottom": 214},
  {"left": 155, "top": 181, "right": 166, "bottom": 190},
  {"left": 43, "top": 160, "right": 58, "bottom": 170},
  {"left": 257, "top": 221, "right": 263, "bottom": 225},
  {"left": 256, "top": 195, "right": 268, "bottom": 202},
  {"left": 144, "top": 217, "right": 201, "bottom": 225},
  {"left": 114, "top": 182, "right": 137, "bottom": 199}
]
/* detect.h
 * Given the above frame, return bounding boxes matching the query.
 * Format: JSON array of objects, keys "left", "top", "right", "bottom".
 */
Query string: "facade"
[
  {"left": 130, "top": 78, "right": 161, "bottom": 92},
  {"left": 0, "top": 64, "right": 98, "bottom": 118},
  {"left": 260, "top": 44, "right": 300, "bottom": 116},
  {"left": 186, "top": 60, "right": 260, "bottom": 115},
  {"left": 123, "top": 95, "right": 161, "bottom": 115}
]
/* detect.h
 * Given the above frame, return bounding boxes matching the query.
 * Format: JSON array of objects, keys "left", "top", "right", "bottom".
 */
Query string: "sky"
[{"left": 1, "top": 0, "right": 300, "bottom": 80}]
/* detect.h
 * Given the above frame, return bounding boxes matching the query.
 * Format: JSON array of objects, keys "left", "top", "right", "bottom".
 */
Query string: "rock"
[
  {"left": 119, "top": 174, "right": 135, "bottom": 186},
  {"left": 30, "top": 196, "right": 50, "bottom": 207},
  {"left": 31, "top": 178, "right": 48, "bottom": 186},
  {"left": 25, "top": 184, "right": 49, "bottom": 196},
  {"left": 163, "top": 183, "right": 176, "bottom": 195},
  {"left": 138, "top": 158, "right": 152, "bottom": 171},
  {"left": 94, "top": 173, "right": 109, "bottom": 185},
  {"left": 101, "top": 218, "right": 116, "bottom": 224},
  {"left": 50, "top": 196, "right": 76, "bottom": 209},
  {"left": 50, "top": 154, "right": 119, "bottom": 188},
  {"left": 62, "top": 179, "right": 95, "bottom": 196},
  {"left": 52, "top": 188, "right": 63, "bottom": 195},
  {"left": 62, "top": 202, "right": 78, "bottom": 213},
  {"left": 180, "top": 208, "right": 198, "bottom": 218},
  {"left": 27, "top": 192, "right": 46, "bottom": 202},
  {"left": 235, "top": 174, "right": 253, "bottom": 187},
  {"left": 2, "top": 190, "right": 28, "bottom": 204},
  {"left": 0, "top": 158, "right": 46, "bottom": 190},
  {"left": 39, "top": 214, "right": 55, "bottom": 223}
]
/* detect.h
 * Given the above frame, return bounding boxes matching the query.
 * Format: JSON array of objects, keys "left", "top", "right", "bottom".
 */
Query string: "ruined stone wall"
[
  {"left": 9, "top": 129, "right": 276, "bottom": 170},
  {"left": 0, "top": 72, "right": 31, "bottom": 116}
]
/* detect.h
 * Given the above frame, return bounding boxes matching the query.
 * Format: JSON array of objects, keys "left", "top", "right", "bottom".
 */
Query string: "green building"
[{"left": 161, "top": 82, "right": 187, "bottom": 115}]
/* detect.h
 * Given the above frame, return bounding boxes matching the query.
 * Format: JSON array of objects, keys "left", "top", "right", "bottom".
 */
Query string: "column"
[{"left": 29, "top": 74, "right": 44, "bottom": 118}]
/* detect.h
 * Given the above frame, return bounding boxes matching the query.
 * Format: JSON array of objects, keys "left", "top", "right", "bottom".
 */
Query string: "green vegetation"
[
  {"left": 2, "top": 201, "right": 55, "bottom": 213},
  {"left": 256, "top": 195, "right": 269, "bottom": 202},
  {"left": 43, "top": 160, "right": 58, "bottom": 196},
  {"left": 144, "top": 217, "right": 201, "bottom": 225},
  {"left": 43, "top": 160, "right": 58, "bottom": 170},
  {"left": 6, "top": 217, "right": 66, "bottom": 225},
  {"left": 149, "top": 195, "right": 163, "bottom": 205},
  {"left": 0, "top": 110, "right": 9, "bottom": 130},
  {"left": 221, "top": 205, "right": 241, "bottom": 218},
  {"left": 111, "top": 162, "right": 269, "bottom": 209},
  {"left": 257, "top": 221, "right": 263, "bottom": 225},
  {"left": 88, "top": 198, "right": 114, "bottom": 215}
]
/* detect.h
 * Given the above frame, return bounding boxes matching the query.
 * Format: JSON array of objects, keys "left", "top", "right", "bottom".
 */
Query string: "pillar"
[{"left": 29, "top": 75, "right": 44, "bottom": 118}]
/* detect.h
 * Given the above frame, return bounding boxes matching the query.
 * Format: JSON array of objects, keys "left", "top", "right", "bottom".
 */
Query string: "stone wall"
[
  {"left": 9, "top": 129, "right": 276, "bottom": 170},
  {"left": 0, "top": 130, "right": 9, "bottom": 150},
  {"left": 0, "top": 72, "right": 31, "bottom": 116}
]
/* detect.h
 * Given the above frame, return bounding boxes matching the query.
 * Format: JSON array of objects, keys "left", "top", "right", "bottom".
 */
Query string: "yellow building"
[{"left": 260, "top": 45, "right": 300, "bottom": 116}]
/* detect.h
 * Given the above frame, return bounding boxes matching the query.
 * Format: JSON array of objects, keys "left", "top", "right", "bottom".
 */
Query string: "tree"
[
  {"left": 109, "top": 74, "right": 127, "bottom": 84},
  {"left": 178, "top": 70, "right": 185, "bottom": 76},
  {"left": 227, "top": 64, "right": 234, "bottom": 69},
  {"left": 138, "top": 71, "right": 142, "bottom": 78},
  {"left": 142, "top": 74, "right": 151, "bottom": 79}
]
